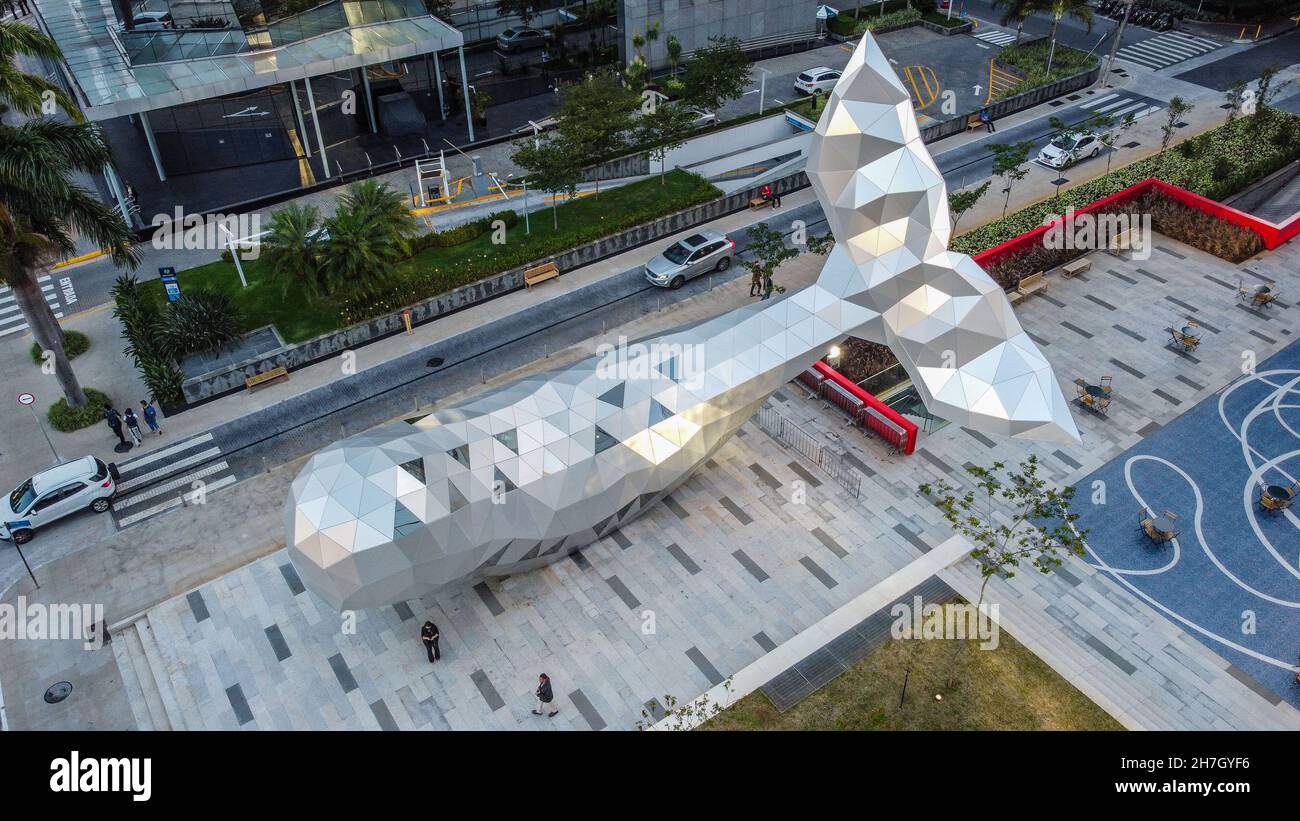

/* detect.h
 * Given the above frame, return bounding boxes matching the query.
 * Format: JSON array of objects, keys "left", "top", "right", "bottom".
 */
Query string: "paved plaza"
[{"left": 90, "top": 229, "right": 1300, "bottom": 732}]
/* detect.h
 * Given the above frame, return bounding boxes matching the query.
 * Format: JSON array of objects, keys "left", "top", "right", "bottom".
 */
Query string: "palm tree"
[
  {"left": 992, "top": 0, "right": 1043, "bottom": 46},
  {"left": 262, "top": 202, "right": 323, "bottom": 297},
  {"left": 1043, "top": 0, "right": 1093, "bottom": 75},
  {"left": 1, "top": 23, "right": 140, "bottom": 408},
  {"left": 317, "top": 181, "right": 417, "bottom": 299}
]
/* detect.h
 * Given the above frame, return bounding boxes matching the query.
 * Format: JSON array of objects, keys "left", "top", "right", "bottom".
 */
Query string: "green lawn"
[
  {"left": 143, "top": 169, "right": 721, "bottom": 343},
  {"left": 703, "top": 605, "right": 1124, "bottom": 731}
]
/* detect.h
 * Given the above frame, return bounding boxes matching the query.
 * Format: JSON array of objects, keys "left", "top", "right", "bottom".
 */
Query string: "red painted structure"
[
  {"left": 797, "top": 179, "right": 1295, "bottom": 457},
  {"left": 971, "top": 177, "right": 1300, "bottom": 270},
  {"left": 811, "top": 361, "right": 918, "bottom": 454}
]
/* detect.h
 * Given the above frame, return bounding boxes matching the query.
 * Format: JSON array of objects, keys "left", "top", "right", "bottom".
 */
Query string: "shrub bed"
[
  {"left": 827, "top": 0, "right": 915, "bottom": 35},
  {"left": 408, "top": 210, "right": 519, "bottom": 252},
  {"left": 952, "top": 107, "right": 1300, "bottom": 257},
  {"left": 835, "top": 337, "right": 900, "bottom": 389},
  {"left": 48, "top": 387, "right": 113, "bottom": 432},
  {"left": 992, "top": 40, "right": 1097, "bottom": 100},
  {"left": 29, "top": 330, "right": 89, "bottom": 365}
]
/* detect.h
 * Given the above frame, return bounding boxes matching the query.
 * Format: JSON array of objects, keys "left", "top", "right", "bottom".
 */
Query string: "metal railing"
[{"left": 755, "top": 405, "right": 861, "bottom": 498}]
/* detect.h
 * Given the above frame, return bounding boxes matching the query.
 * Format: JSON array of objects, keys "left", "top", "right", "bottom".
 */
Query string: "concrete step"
[
  {"left": 112, "top": 621, "right": 169, "bottom": 731},
  {"left": 133, "top": 618, "right": 186, "bottom": 731}
]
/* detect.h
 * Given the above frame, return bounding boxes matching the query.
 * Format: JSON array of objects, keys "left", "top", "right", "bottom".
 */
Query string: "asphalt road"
[
  {"left": 1173, "top": 28, "right": 1300, "bottom": 91},
  {"left": 958, "top": 0, "right": 1161, "bottom": 54}
]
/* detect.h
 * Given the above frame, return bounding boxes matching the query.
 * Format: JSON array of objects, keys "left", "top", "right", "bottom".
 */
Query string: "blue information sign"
[{"left": 159, "top": 266, "right": 181, "bottom": 302}]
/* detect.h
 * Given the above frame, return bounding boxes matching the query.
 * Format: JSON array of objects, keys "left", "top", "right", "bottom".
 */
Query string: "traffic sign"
[
  {"left": 17, "top": 392, "right": 35, "bottom": 407},
  {"left": 159, "top": 266, "right": 181, "bottom": 302}
]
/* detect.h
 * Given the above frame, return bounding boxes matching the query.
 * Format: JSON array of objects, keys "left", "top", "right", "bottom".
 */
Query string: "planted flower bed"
[{"left": 953, "top": 107, "right": 1300, "bottom": 258}]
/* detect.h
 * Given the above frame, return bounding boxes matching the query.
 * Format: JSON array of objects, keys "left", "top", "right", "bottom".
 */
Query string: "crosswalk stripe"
[
  {"left": 115, "top": 446, "right": 223, "bottom": 493},
  {"left": 1082, "top": 93, "right": 1120, "bottom": 109},
  {"left": 116, "top": 432, "right": 215, "bottom": 475},
  {"left": 1104, "top": 101, "right": 1149, "bottom": 119},
  {"left": 973, "top": 29, "right": 1017, "bottom": 46},
  {"left": 113, "top": 461, "right": 231, "bottom": 511},
  {"left": 116, "top": 474, "right": 238, "bottom": 527},
  {"left": 1094, "top": 97, "right": 1138, "bottom": 113},
  {"left": 1116, "top": 31, "right": 1220, "bottom": 71}
]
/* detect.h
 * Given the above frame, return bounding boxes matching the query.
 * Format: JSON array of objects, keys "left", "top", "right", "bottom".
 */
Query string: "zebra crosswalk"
[
  {"left": 111, "top": 432, "right": 239, "bottom": 528},
  {"left": 972, "top": 27, "right": 1019, "bottom": 47},
  {"left": 0, "top": 275, "right": 63, "bottom": 338},
  {"left": 1076, "top": 91, "right": 1163, "bottom": 124},
  {"left": 1115, "top": 31, "right": 1221, "bottom": 71}
]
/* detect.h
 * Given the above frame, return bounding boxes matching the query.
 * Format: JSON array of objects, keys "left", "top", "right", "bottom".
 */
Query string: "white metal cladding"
[{"left": 285, "top": 33, "right": 1079, "bottom": 611}]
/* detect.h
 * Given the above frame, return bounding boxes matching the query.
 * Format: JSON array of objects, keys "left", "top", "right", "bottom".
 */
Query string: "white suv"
[
  {"left": 1, "top": 456, "right": 117, "bottom": 545},
  {"left": 794, "top": 67, "right": 841, "bottom": 95}
]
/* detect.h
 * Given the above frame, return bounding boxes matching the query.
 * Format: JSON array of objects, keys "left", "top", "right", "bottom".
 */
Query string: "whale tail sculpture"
[{"left": 285, "top": 33, "right": 1079, "bottom": 611}]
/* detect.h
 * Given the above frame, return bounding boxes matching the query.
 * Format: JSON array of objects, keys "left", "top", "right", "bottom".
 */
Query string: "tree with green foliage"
[
  {"left": 111, "top": 275, "right": 184, "bottom": 405},
  {"left": 1100, "top": 110, "right": 1132, "bottom": 174},
  {"left": 1159, "top": 95, "right": 1192, "bottom": 172},
  {"left": 555, "top": 70, "right": 639, "bottom": 195},
  {"left": 948, "top": 180, "right": 991, "bottom": 233},
  {"left": 681, "top": 36, "right": 750, "bottom": 114},
  {"left": 920, "top": 454, "right": 1087, "bottom": 614},
  {"left": 495, "top": 0, "right": 539, "bottom": 26},
  {"left": 991, "top": 0, "right": 1043, "bottom": 46},
  {"left": 1224, "top": 79, "right": 1247, "bottom": 125},
  {"left": 317, "top": 181, "right": 418, "bottom": 299},
  {"left": 740, "top": 222, "right": 798, "bottom": 295},
  {"left": 262, "top": 202, "right": 323, "bottom": 297},
  {"left": 1042, "top": 0, "right": 1092, "bottom": 75},
  {"left": 421, "top": 0, "right": 455, "bottom": 19},
  {"left": 634, "top": 101, "right": 697, "bottom": 184},
  {"left": 987, "top": 140, "right": 1034, "bottom": 217},
  {"left": 666, "top": 33, "right": 682, "bottom": 77},
  {"left": 920, "top": 454, "right": 1087, "bottom": 685},
  {"left": 511, "top": 133, "right": 585, "bottom": 229},
  {"left": 1, "top": 21, "right": 139, "bottom": 409}
]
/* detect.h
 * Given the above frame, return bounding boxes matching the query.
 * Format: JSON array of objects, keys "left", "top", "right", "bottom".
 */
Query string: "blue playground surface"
[{"left": 1073, "top": 339, "right": 1300, "bottom": 710}]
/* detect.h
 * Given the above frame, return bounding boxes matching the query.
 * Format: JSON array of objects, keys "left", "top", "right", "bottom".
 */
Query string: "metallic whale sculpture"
[{"left": 285, "top": 33, "right": 1079, "bottom": 610}]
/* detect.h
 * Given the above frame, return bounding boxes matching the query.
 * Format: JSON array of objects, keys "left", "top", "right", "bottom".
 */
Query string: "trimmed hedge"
[
  {"left": 48, "top": 387, "right": 113, "bottom": 433},
  {"left": 408, "top": 210, "right": 519, "bottom": 252},
  {"left": 29, "top": 330, "right": 89, "bottom": 365},
  {"left": 992, "top": 41, "right": 1098, "bottom": 101},
  {"left": 952, "top": 107, "right": 1300, "bottom": 257}
]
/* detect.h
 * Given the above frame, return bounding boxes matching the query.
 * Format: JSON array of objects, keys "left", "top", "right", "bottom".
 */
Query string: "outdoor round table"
[
  {"left": 1181, "top": 326, "right": 1198, "bottom": 337},
  {"left": 1266, "top": 485, "right": 1293, "bottom": 501},
  {"left": 1085, "top": 385, "right": 1105, "bottom": 399},
  {"left": 1149, "top": 517, "right": 1179, "bottom": 537},
  {"left": 1255, "top": 285, "right": 1272, "bottom": 295}
]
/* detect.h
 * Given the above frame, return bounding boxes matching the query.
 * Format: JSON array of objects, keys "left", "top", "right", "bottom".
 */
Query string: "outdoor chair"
[
  {"left": 1100, "top": 375, "right": 1113, "bottom": 395},
  {"left": 1253, "top": 290, "right": 1278, "bottom": 308},
  {"left": 1074, "top": 377, "right": 1087, "bottom": 399},
  {"left": 1092, "top": 395, "right": 1111, "bottom": 415}
]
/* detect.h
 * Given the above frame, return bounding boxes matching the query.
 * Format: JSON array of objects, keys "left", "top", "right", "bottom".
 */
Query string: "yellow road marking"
[
  {"left": 52, "top": 248, "right": 107, "bottom": 268},
  {"left": 903, "top": 65, "right": 940, "bottom": 110},
  {"left": 286, "top": 128, "right": 317, "bottom": 187}
]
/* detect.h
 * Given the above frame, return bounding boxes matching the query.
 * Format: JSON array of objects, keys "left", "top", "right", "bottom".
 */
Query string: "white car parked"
[
  {"left": 0, "top": 456, "right": 118, "bottom": 545},
  {"left": 794, "top": 67, "right": 842, "bottom": 95},
  {"left": 1037, "top": 131, "right": 1103, "bottom": 169}
]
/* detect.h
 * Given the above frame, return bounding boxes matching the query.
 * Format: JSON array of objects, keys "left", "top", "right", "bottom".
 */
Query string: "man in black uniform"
[{"left": 420, "top": 620, "right": 440, "bottom": 663}]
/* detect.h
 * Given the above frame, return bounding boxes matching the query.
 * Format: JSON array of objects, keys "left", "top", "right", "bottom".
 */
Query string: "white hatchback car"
[
  {"left": 1, "top": 456, "right": 118, "bottom": 545},
  {"left": 1037, "top": 131, "right": 1103, "bottom": 169},
  {"left": 794, "top": 67, "right": 841, "bottom": 95}
]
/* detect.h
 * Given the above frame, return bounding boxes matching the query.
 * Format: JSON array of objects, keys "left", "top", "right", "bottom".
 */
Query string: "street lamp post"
[
  {"left": 1101, "top": 0, "right": 1135, "bottom": 88},
  {"left": 758, "top": 67, "right": 771, "bottom": 114}
]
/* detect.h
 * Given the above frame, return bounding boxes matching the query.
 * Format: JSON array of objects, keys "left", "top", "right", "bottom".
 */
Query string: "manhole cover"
[
  {"left": 44, "top": 681, "right": 72, "bottom": 703},
  {"left": 426, "top": 357, "right": 445, "bottom": 368}
]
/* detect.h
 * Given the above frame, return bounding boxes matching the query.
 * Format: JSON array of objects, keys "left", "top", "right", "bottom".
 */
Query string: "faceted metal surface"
[{"left": 285, "top": 33, "right": 1078, "bottom": 611}]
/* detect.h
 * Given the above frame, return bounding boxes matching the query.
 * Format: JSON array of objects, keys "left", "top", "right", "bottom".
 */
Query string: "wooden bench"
[
  {"left": 524, "top": 261, "right": 560, "bottom": 288},
  {"left": 749, "top": 196, "right": 769, "bottom": 210},
  {"left": 1010, "top": 271, "right": 1047, "bottom": 304},
  {"left": 1061, "top": 257, "right": 1091, "bottom": 279},
  {"left": 245, "top": 365, "right": 288, "bottom": 392},
  {"left": 1107, "top": 227, "right": 1135, "bottom": 256},
  {"left": 966, "top": 113, "right": 984, "bottom": 132}
]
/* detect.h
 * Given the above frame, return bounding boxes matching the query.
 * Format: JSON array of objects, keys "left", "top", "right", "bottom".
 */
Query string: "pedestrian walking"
[
  {"left": 420, "top": 620, "right": 440, "bottom": 663},
  {"left": 103, "top": 405, "right": 126, "bottom": 446},
  {"left": 532, "top": 673, "right": 558, "bottom": 717},
  {"left": 140, "top": 399, "right": 163, "bottom": 436},
  {"left": 123, "top": 407, "right": 143, "bottom": 447},
  {"left": 749, "top": 268, "right": 762, "bottom": 297},
  {"left": 761, "top": 273, "right": 774, "bottom": 301},
  {"left": 980, "top": 106, "right": 995, "bottom": 133}
]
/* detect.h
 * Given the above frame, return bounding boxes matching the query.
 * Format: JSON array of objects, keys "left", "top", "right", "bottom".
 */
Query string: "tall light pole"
[
  {"left": 758, "top": 67, "right": 771, "bottom": 114},
  {"left": 1101, "top": 0, "right": 1135, "bottom": 88}
]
